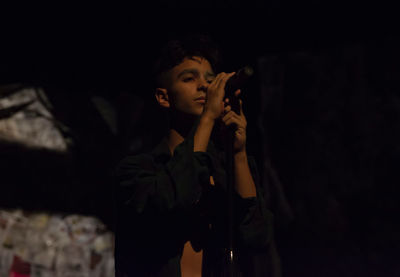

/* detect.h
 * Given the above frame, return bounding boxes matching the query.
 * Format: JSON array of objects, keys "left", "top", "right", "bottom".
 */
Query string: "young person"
[{"left": 114, "top": 34, "right": 273, "bottom": 277}]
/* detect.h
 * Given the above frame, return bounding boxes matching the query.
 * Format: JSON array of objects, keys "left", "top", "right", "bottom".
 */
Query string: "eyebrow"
[
  {"left": 177, "top": 69, "right": 215, "bottom": 79},
  {"left": 205, "top": 71, "right": 216, "bottom": 79}
]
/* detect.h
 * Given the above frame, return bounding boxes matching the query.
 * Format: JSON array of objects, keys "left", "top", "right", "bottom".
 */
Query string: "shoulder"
[
  {"left": 115, "top": 138, "right": 171, "bottom": 176},
  {"left": 114, "top": 152, "right": 155, "bottom": 177}
]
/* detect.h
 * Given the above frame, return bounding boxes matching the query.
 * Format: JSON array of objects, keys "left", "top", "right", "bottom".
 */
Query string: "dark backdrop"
[{"left": 1, "top": 5, "right": 399, "bottom": 277}]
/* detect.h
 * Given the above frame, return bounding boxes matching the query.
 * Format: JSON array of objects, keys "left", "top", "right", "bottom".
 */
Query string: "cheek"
[{"left": 171, "top": 85, "right": 195, "bottom": 106}]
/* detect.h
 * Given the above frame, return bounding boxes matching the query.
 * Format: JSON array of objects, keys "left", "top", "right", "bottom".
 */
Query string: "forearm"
[
  {"left": 234, "top": 150, "right": 257, "bottom": 198},
  {"left": 232, "top": 149, "right": 273, "bottom": 249},
  {"left": 194, "top": 114, "right": 215, "bottom": 152}
]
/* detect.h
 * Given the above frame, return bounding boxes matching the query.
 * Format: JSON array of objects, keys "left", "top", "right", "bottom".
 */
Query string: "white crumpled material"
[
  {"left": 0, "top": 85, "right": 68, "bottom": 152},
  {"left": 0, "top": 209, "right": 115, "bottom": 277}
]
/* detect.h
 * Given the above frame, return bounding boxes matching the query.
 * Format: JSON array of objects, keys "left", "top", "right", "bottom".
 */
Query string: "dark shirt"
[{"left": 114, "top": 126, "right": 273, "bottom": 277}]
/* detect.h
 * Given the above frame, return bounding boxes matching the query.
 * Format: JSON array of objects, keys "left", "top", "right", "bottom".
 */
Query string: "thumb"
[
  {"left": 234, "top": 89, "right": 241, "bottom": 97},
  {"left": 220, "top": 101, "right": 225, "bottom": 115}
]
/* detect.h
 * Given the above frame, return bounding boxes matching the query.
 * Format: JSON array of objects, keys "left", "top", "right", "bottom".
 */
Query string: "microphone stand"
[
  {"left": 223, "top": 94, "right": 241, "bottom": 277},
  {"left": 221, "top": 66, "right": 253, "bottom": 277}
]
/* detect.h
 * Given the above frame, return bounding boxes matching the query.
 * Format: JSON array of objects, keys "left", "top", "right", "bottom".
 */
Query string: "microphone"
[
  {"left": 224, "top": 66, "right": 254, "bottom": 98},
  {"left": 224, "top": 66, "right": 254, "bottom": 113}
]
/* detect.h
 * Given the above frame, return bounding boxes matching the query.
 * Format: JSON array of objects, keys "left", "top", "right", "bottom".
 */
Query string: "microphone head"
[
  {"left": 239, "top": 66, "right": 254, "bottom": 77},
  {"left": 225, "top": 65, "right": 254, "bottom": 96}
]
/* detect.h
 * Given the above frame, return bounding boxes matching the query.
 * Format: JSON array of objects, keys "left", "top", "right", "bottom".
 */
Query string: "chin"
[
  {"left": 194, "top": 109, "right": 204, "bottom": 117},
  {"left": 189, "top": 107, "right": 204, "bottom": 117},
  {"left": 174, "top": 105, "right": 204, "bottom": 119}
]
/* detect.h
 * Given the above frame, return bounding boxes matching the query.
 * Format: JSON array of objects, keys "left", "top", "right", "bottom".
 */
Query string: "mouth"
[{"left": 194, "top": 96, "right": 206, "bottom": 103}]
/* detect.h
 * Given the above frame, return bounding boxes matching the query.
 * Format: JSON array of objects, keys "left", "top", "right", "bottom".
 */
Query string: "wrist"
[
  {"left": 199, "top": 113, "right": 216, "bottom": 126},
  {"left": 194, "top": 113, "right": 215, "bottom": 152},
  {"left": 234, "top": 149, "right": 248, "bottom": 162}
]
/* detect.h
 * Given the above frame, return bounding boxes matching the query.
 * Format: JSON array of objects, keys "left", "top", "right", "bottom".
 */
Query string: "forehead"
[{"left": 171, "top": 56, "right": 213, "bottom": 75}]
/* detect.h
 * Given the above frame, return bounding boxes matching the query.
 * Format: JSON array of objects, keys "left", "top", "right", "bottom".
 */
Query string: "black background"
[
  {"left": 1, "top": 3, "right": 395, "bottom": 93},
  {"left": 1, "top": 3, "right": 400, "bottom": 276}
]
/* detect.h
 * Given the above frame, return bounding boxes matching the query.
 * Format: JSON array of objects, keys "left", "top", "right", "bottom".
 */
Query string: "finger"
[
  {"left": 224, "top": 105, "right": 231, "bottom": 113},
  {"left": 223, "top": 111, "right": 246, "bottom": 128},
  {"left": 217, "top": 72, "right": 235, "bottom": 90},
  {"left": 211, "top": 72, "right": 226, "bottom": 89},
  {"left": 218, "top": 101, "right": 224, "bottom": 116},
  {"left": 222, "top": 111, "right": 237, "bottom": 122},
  {"left": 224, "top": 113, "right": 246, "bottom": 127},
  {"left": 223, "top": 116, "right": 241, "bottom": 127},
  {"left": 212, "top": 73, "right": 230, "bottom": 100},
  {"left": 218, "top": 73, "right": 234, "bottom": 89},
  {"left": 209, "top": 72, "right": 225, "bottom": 89},
  {"left": 234, "top": 89, "right": 241, "bottom": 97},
  {"left": 239, "top": 99, "right": 244, "bottom": 115}
]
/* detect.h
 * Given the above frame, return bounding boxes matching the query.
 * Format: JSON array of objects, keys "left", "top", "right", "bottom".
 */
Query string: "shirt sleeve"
[
  {"left": 234, "top": 156, "right": 274, "bottom": 249},
  {"left": 114, "top": 137, "right": 213, "bottom": 216}
]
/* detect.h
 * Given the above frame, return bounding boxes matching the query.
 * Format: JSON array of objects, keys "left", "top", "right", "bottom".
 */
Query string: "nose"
[{"left": 198, "top": 78, "right": 209, "bottom": 92}]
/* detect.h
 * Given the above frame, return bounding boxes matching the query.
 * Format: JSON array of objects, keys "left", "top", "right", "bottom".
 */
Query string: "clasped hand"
[{"left": 202, "top": 72, "right": 247, "bottom": 154}]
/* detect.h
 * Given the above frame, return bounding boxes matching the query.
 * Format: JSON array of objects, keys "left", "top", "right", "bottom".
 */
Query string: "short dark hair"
[{"left": 152, "top": 34, "right": 221, "bottom": 88}]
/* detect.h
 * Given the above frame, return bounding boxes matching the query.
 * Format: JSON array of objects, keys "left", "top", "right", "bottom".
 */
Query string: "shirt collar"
[{"left": 151, "top": 137, "right": 172, "bottom": 164}]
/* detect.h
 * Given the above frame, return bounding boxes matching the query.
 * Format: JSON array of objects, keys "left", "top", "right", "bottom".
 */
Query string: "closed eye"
[{"left": 183, "top": 77, "right": 195, "bottom": 82}]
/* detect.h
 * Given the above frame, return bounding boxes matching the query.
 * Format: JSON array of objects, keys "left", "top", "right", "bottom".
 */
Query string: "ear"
[{"left": 155, "top": 88, "right": 170, "bottom": 108}]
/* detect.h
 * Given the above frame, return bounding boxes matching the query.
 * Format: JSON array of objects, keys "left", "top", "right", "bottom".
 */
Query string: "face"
[{"left": 157, "top": 56, "right": 215, "bottom": 117}]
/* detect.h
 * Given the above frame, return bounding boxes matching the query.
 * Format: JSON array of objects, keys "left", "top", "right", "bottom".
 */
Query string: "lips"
[{"left": 195, "top": 97, "right": 206, "bottom": 104}]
